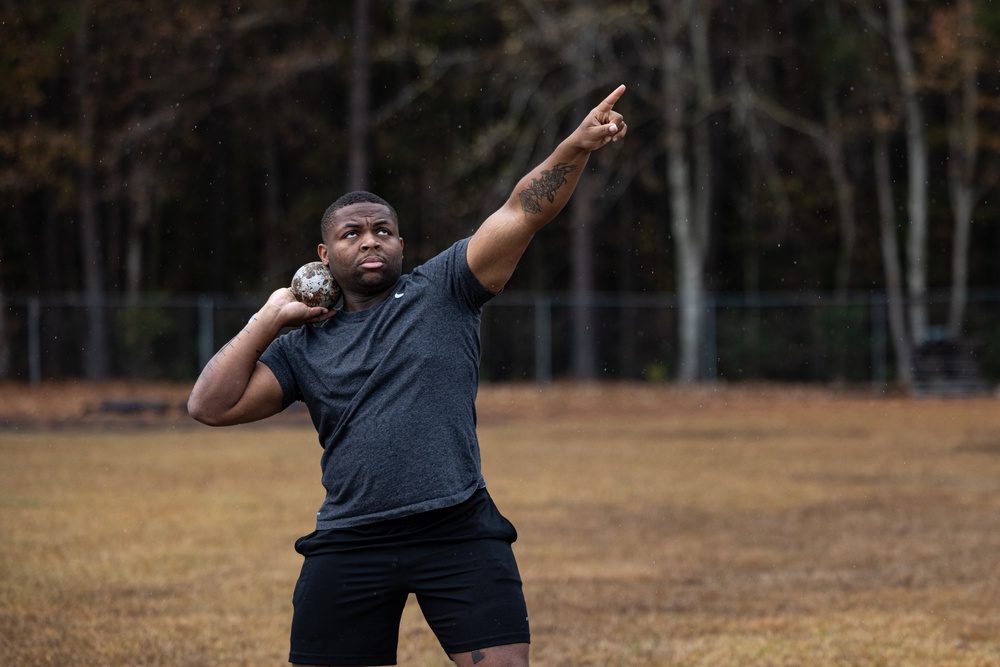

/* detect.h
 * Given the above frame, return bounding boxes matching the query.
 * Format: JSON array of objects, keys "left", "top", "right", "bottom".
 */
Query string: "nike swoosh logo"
[{"left": 394, "top": 292, "right": 404, "bottom": 299}]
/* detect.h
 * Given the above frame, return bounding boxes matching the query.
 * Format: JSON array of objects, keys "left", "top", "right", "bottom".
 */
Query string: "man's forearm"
[
  {"left": 510, "top": 139, "right": 591, "bottom": 232},
  {"left": 187, "top": 305, "right": 283, "bottom": 420}
]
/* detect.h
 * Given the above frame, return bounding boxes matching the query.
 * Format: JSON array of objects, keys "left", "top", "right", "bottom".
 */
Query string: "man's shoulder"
[
  {"left": 413, "top": 237, "right": 469, "bottom": 272},
  {"left": 410, "top": 237, "right": 495, "bottom": 309}
]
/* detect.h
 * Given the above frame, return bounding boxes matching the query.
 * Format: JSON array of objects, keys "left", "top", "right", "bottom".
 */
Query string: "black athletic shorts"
[{"left": 288, "top": 488, "right": 530, "bottom": 666}]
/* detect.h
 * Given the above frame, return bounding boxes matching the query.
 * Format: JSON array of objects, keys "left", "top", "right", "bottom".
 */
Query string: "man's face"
[{"left": 318, "top": 202, "right": 404, "bottom": 297}]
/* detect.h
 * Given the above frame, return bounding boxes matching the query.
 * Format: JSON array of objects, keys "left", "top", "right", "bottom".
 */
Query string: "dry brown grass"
[{"left": 2, "top": 383, "right": 1000, "bottom": 666}]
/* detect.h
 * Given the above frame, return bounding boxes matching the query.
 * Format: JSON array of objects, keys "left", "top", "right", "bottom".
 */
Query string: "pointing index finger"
[{"left": 598, "top": 84, "right": 627, "bottom": 112}]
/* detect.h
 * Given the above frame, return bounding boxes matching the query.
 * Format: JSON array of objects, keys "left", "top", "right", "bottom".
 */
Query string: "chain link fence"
[{"left": 4, "top": 290, "right": 1000, "bottom": 390}]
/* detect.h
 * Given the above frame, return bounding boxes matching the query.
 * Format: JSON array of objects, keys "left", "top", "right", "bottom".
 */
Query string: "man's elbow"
[{"left": 186, "top": 396, "right": 228, "bottom": 426}]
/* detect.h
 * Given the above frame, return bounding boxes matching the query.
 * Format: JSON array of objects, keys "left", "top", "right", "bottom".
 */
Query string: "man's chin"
[{"left": 354, "top": 271, "right": 399, "bottom": 293}]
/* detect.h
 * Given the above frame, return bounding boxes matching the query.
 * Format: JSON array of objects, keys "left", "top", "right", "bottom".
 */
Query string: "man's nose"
[{"left": 360, "top": 231, "right": 381, "bottom": 249}]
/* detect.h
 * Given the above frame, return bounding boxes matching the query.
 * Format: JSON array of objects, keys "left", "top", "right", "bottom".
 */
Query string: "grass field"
[{"left": 1, "top": 383, "right": 999, "bottom": 666}]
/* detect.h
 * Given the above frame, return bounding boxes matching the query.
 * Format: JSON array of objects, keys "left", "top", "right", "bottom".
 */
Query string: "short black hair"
[{"left": 320, "top": 191, "right": 398, "bottom": 240}]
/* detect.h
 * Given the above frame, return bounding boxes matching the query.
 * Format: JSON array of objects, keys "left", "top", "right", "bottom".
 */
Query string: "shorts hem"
[
  {"left": 441, "top": 633, "right": 531, "bottom": 656},
  {"left": 288, "top": 651, "right": 396, "bottom": 666}
]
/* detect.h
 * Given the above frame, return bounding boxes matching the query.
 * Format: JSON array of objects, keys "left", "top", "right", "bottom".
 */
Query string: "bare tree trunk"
[
  {"left": 570, "top": 2, "right": 597, "bottom": 380},
  {"left": 569, "top": 127, "right": 597, "bottom": 380},
  {"left": 0, "top": 285, "right": 8, "bottom": 379},
  {"left": 125, "top": 156, "right": 153, "bottom": 299},
  {"left": 663, "top": 0, "right": 711, "bottom": 384},
  {"left": 75, "top": 3, "right": 111, "bottom": 380},
  {"left": 948, "top": 168, "right": 975, "bottom": 338},
  {"left": 616, "top": 193, "right": 638, "bottom": 378},
  {"left": 569, "top": 172, "right": 597, "bottom": 380},
  {"left": 348, "top": 0, "right": 371, "bottom": 192},
  {"left": 262, "top": 118, "right": 289, "bottom": 285},
  {"left": 689, "top": 1, "right": 713, "bottom": 381},
  {"left": 664, "top": 11, "right": 694, "bottom": 383},
  {"left": 209, "top": 111, "right": 231, "bottom": 291},
  {"left": 946, "top": 0, "right": 978, "bottom": 338},
  {"left": 874, "top": 128, "right": 913, "bottom": 386},
  {"left": 822, "top": 91, "right": 856, "bottom": 298},
  {"left": 886, "top": 0, "right": 929, "bottom": 344},
  {"left": 690, "top": 0, "right": 712, "bottom": 278},
  {"left": 208, "top": 12, "right": 233, "bottom": 293}
]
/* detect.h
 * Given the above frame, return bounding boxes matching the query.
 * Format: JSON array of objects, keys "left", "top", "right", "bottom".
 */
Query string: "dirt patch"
[
  {"left": 0, "top": 380, "right": 303, "bottom": 430},
  {"left": 3, "top": 382, "right": 1000, "bottom": 665},
  {"left": 0, "top": 380, "right": 868, "bottom": 431}
]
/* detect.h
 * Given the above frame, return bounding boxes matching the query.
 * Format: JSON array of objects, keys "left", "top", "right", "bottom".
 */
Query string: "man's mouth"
[{"left": 359, "top": 256, "right": 385, "bottom": 270}]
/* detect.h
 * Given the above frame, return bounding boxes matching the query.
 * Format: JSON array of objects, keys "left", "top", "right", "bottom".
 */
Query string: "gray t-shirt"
[{"left": 260, "top": 238, "right": 497, "bottom": 529}]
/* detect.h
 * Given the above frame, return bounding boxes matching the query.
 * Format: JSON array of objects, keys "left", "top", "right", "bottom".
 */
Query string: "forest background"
[{"left": 3, "top": 0, "right": 1000, "bottom": 387}]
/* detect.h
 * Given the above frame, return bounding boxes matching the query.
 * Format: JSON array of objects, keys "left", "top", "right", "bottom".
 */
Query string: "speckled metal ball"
[{"left": 290, "top": 261, "right": 341, "bottom": 308}]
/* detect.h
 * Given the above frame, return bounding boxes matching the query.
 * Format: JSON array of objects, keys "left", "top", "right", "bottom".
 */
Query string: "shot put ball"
[{"left": 290, "top": 261, "right": 341, "bottom": 308}]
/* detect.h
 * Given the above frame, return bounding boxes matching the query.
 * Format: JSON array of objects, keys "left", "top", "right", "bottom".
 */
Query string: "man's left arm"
[{"left": 467, "top": 85, "right": 628, "bottom": 293}]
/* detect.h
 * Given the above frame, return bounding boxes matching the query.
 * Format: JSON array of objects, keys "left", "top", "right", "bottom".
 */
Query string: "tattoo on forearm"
[
  {"left": 517, "top": 162, "right": 578, "bottom": 214},
  {"left": 202, "top": 327, "right": 261, "bottom": 376}
]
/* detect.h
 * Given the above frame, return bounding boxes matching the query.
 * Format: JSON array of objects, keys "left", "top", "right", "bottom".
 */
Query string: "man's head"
[
  {"left": 321, "top": 191, "right": 398, "bottom": 243},
  {"left": 317, "top": 191, "right": 404, "bottom": 309}
]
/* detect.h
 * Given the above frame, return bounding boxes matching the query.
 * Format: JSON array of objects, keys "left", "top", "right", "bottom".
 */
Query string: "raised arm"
[
  {"left": 467, "top": 85, "right": 627, "bottom": 293},
  {"left": 187, "top": 288, "right": 333, "bottom": 426}
]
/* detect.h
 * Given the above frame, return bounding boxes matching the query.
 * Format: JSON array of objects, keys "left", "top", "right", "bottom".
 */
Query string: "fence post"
[
  {"left": 197, "top": 295, "right": 215, "bottom": 372},
  {"left": 534, "top": 294, "right": 552, "bottom": 385},
  {"left": 703, "top": 294, "right": 717, "bottom": 383},
  {"left": 871, "top": 296, "right": 887, "bottom": 391},
  {"left": 28, "top": 297, "right": 41, "bottom": 385}
]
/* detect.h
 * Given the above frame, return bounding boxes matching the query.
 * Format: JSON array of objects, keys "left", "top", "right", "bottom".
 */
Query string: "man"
[{"left": 188, "top": 85, "right": 627, "bottom": 667}]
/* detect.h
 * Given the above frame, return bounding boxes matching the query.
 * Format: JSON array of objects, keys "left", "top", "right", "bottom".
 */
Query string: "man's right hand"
[{"left": 266, "top": 287, "right": 337, "bottom": 327}]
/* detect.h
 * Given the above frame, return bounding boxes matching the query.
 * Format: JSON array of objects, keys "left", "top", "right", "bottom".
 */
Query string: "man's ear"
[{"left": 317, "top": 244, "right": 329, "bottom": 265}]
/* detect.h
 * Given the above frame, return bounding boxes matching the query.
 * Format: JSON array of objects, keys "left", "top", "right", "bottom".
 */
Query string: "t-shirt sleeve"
[
  {"left": 421, "top": 237, "right": 497, "bottom": 311},
  {"left": 259, "top": 332, "right": 302, "bottom": 410}
]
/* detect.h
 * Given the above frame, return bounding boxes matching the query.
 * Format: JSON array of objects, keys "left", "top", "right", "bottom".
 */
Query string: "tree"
[
  {"left": 348, "top": 0, "right": 371, "bottom": 192},
  {"left": 569, "top": 0, "right": 599, "bottom": 380},
  {"left": 7, "top": 0, "right": 1000, "bottom": 384},
  {"left": 921, "top": 0, "right": 998, "bottom": 338},
  {"left": 74, "top": 1, "right": 112, "bottom": 380},
  {"left": 660, "top": 0, "right": 714, "bottom": 383},
  {"left": 885, "top": 0, "right": 931, "bottom": 345},
  {"left": 873, "top": 115, "right": 914, "bottom": 386}
]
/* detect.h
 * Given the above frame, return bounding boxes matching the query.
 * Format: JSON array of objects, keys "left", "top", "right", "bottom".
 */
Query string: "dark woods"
[{"left": 3, "top": 0, "right": 1000, "bottom": 382}]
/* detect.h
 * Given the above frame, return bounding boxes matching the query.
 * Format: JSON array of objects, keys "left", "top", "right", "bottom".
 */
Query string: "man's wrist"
[
  {"left": 248, "top": 303, "right": 286, "bottom": 334},
  {"left": 561, "top": 132, "right": 593, "bottom": 156}
]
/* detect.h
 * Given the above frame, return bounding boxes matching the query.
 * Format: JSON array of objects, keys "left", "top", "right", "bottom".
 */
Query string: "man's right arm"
[{"left": 187, "top": 288, "right": 332, "bottom": 426}]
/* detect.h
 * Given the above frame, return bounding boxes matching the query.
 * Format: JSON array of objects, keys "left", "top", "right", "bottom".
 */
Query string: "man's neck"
[{"left": 340, "top": 286, "right": 395, "bottom": 312}]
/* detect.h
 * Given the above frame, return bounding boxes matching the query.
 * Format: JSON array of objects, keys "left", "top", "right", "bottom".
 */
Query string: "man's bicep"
[{"left": 467, "top": 206, "right": 535, "bottom": 293}]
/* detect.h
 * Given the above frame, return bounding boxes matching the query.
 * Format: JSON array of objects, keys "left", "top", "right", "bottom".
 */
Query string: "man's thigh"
[
  {"left": 289, "top": 549, "right": 409, "bottom": 666},
  {"left": 412, "top": 538, "right": 530, "bottom": 657}
]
